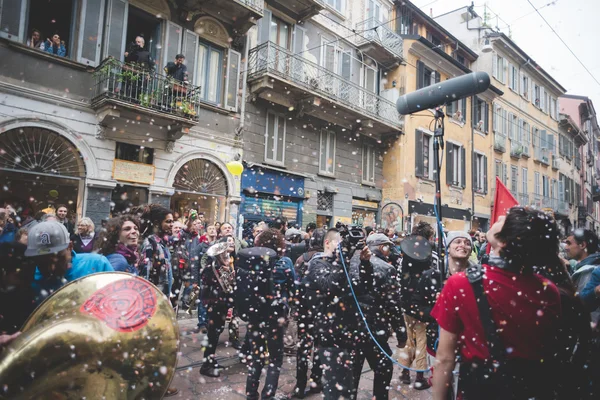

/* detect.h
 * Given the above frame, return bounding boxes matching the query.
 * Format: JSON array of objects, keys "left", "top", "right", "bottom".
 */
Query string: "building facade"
[
  {"left": 240, "top": 0, "right": 403, "bottom": 230},
  {"left": 435, "top": 6, "right": 567, "bottom": 231},
  {"left": 0, "top": 0, "right": 259, "bottom": 226},
  {"left": 560, "top": 94, "right": 600, "bottom": 235},
  {"left": 382, "top": 1, "right": 502, "bottom": 235}
]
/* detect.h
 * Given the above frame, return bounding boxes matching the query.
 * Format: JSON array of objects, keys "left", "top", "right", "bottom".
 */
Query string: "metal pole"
[{"left": 433, "top": 108, "right": 446, "bottom": 280}]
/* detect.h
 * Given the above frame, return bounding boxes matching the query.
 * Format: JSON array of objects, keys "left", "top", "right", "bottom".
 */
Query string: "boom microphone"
[{"left": 396, "top": 71, "right": 491, "bottom": 115}]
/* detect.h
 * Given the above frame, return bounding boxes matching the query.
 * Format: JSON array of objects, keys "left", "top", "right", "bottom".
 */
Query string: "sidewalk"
[{"left": 168, "top": 317, "right": 433, "bottom": 399}]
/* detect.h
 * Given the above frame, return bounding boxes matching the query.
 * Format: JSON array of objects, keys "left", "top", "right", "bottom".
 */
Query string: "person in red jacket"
[{"left": 431, "top": 207, "right": 562, "bottom": 400}]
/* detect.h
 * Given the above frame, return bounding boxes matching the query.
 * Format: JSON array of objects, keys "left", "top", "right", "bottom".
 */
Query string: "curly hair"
[
  {"left": 495, "top": 207, "right": 561, "bottom": 275},
  {"left": 412, "top": 221, "right": 434, "bottom": 241},
  {"left": 130, "top": 204, "right": 172, "bottom": 237},
  {"left": 255, "top": 228, "right": 286, "bottom": 256},
  {"left": 95, "top": 215, "right": 140, "bottom": 256}
]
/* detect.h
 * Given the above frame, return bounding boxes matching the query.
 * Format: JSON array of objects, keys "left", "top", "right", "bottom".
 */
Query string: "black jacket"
[
  {"left": 125, "top": 45, "right": 155, "bottom": 71},
  {"left": 349, "top": 250, "right": 402, "bottom": 340},
  {"left": 303, "top": 253, "right": 370, "bottom": 348},
  {"left": 164, "top": 62, "right": 188, "bottom": 82}
]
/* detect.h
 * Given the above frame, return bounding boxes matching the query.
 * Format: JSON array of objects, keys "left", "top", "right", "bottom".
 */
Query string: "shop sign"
[
  {"left": 113, "top": 159, "right": 155, "bottom": 185},
  {"left": 351, "top": 199, "right": 379, "bottom": 209}
]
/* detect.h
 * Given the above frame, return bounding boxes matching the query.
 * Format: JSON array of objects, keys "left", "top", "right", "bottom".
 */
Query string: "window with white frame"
[
  {"left": 319, "top": 129, "right": 336, "bottom": 175},
  {"left": 415, "top": 130, "right": 434, "bottom": 180},
  {"left": 550, "top": 97, "right": 557, "bottom": 119},
  {"left": 474, "top": 97, "right": 489, "bottom": 133},
  {"left": 511, "top": 165, "right": 518, "bottom": 193},
  {"left": 447, "top": 98, "right": 467, "bottom": 122},
  {"left": 521, "top": 74, "right": 530, "bottom": 100},
  {"left": 473, "top": 153, "right": 487, "bottom": 193},
  {"left": 446, "top": 142, "right": 465, "bottom": 188},
  {"left": 508, "top": 63, "right": 518, "bottom": 91},
  {"left": 534, "top": 83, "right": 541, "bottom": 107},
  {"left": 325, "top": 0, "right": 345, "bottom": 14},
  {"left": 534, "top": 171, "right": 541, "bottom": 195},
  {"left": 522, "top": 167, "right": 528, "bottom": 194},
  {"left": 265, "top": 112, "right": 286, "bottom": 165},
  {"left": 362, "top": 145, "right": 376, "bottom": 184},
  {"left": 492, "top": 53, "right": 506, "bottom": 84}
]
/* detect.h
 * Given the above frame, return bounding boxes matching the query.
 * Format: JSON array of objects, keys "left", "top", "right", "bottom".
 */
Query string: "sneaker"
[
  {"left": 193, "top": 325, "right": 207, "bottom": 334},
  {"left": 200, "top": 365, "right": 220, "bottom": 378},
  {"left": 164, "top": 387, "right": 179, "bottom": 397},
  {"left": 414, "top": 378, "right": 431, "bottom": 390},
  {"left": 230, "top": 340, "right": 242, "bottom": 350}
]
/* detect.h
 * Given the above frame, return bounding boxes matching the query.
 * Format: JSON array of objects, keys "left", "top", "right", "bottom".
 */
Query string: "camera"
[{"left": 336, "top": 222, "right": 366, "bottom": 257}]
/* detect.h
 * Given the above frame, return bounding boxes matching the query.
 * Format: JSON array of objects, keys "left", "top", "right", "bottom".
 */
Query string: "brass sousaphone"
[{"left": 0, "top": 272, "right": 179, "bottom": 399}]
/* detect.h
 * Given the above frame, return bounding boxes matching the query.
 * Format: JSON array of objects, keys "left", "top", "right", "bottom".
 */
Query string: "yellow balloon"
[
  {"left": 49, "top": 190, "right": 59, "bottom": 198},
  {"left": 226, "top": 160, "right": 244, "bottom": 176}
]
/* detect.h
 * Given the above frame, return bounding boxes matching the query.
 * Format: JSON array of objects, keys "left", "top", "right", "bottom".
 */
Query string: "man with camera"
[
  {"left": 349, "top": 233, "right": 402, "bottom": 400},
  {"left": 303, "top": 228, "right": 371, "bottom": 400},
  {"left": 164, "top": 54, "right": 189, "bottom": 83}
]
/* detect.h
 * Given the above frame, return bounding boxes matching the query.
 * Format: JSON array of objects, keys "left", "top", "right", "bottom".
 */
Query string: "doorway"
[
  {"left": 27, "top": 0, "right": 74, "bottom": 57},
  {"left": 127, "top": 5, "right": 163, "bottom": 64}
]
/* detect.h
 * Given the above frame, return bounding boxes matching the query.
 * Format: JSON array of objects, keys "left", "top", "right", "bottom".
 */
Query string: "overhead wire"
[{"left": 525, "top": 0, "right": 600, "bottom": 88}]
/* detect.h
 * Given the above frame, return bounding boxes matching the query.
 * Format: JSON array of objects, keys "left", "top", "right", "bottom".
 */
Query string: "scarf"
[
  {"left": 80, "top": 232, "right": 95, "bottom": 247},
  {"left": 115, "top": 243, "right": 140, "bottom": 266}
]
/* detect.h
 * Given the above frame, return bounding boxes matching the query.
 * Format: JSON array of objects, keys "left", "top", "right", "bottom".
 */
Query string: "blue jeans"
[{"left": 197, "top": 288, "right": 208, "bottom": 327}]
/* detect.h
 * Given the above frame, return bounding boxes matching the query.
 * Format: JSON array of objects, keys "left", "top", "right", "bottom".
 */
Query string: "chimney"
[{"left": 430, "top": 8, "right": 433, "bottom": 17}]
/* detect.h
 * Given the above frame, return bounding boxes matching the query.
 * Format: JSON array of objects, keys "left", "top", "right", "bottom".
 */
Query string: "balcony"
[
  {"left": 593, "top": 185, "right": 600, "bottom": 202},
  {"left": 494, "top": 133, "right": 506, "bottom": 153},
  {"left": 575, "top": 155, "right": 582, "bottom": 170},
  {"left": 91, "top": 58, "right": 201, "bottom": 139},
  {"left": 355, "top": 17, "right": 404, "bottom": 67},
  {"left": 519, "top": 193, "right": 530, "bottom": 206},
  {"left": 558, "top": 200, "right": 570, "bottom": 215},
  {"left": 510, "top": 141, "right": 523, "bottom": 159},
  {"left": 522, "top": 143, "right": 531, "bottom": 158},
  {"left": 266, "top": 0, "right": 323, "bottom": 21},
  {"left": 541, "top": 196, "right": 557, "bottom": 210},
  {"left": 247, "top": 42, "right": 403, "bottom": 135},
  {"left": 197, "top": 0, "right": 264, "bottom": 33},
  {"left": 552, "top": 155, "right": 559, "bottom": 170},
  {"left": 533, "top": 147, "right": 550, "bottom": 166}
]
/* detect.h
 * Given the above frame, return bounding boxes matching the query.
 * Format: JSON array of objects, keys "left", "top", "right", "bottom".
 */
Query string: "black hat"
[
  {"left": 236, "top": 247, "right": 276, "bottom": 271},
  {"left": 400, "top": 235, "right": 432, "bottom": 262}
]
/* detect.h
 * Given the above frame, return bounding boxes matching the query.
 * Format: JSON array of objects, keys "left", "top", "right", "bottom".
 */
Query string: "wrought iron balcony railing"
[
  {"left": 552, "top": 155, "right": 559, "bottom": 169},
  {"left": 355, "top": 17, "right": 403, "bottom": 60},
  {"left": 558, "top": 200, "right": 570, "bottom": 213},
  {"left": 91, "top": 57, "right": 201, "bottom": 121},
  {"left": 533, "top": 146, "right": 550, "bottom": 165},
  {"left": 247, "top": 42, "right": 402, "bottom": 128},
  {"left": 494, "top": 133, "right": 506, "bottom": 152},
  {"left": 237, "top": 0, "right": 264, "bottom": 13},
  {"left": 519, "top": 193, "right": 530, "bottom": 206},
  {"left": 510, "top": 141, "right": 523, "bottom": 158}
]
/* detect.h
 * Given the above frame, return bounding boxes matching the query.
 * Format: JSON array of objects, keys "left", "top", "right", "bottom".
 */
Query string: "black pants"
[
  {"left": 245, "top": 322, "right": 285, "bottom": 400},
  {"left": 319, "top": 347, "right": 355, "bottom": 400},
  {"left": 202, "top": 302, "right": 238, "bottom": 367},
  {"left": 352, "top": 337, "right": 393, "bottom": 400},
  {"left": 296, "top": 319, "right": 322, "bottom": 391}
]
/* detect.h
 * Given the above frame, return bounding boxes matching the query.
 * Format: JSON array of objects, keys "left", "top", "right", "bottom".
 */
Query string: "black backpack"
[{"left": 235, "top": 247, "right": 277, "bottom": 322}]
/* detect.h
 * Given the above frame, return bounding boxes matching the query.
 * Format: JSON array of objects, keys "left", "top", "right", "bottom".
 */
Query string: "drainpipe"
[
  {"left": 238, "top": 33, "right": 251, "bottom": 136},
  {"left": 471, "top": 94, "right": 476, "bottom": 229}
]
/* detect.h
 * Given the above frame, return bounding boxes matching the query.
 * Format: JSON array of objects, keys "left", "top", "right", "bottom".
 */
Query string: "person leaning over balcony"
[
  {"left": 125, "top": 35, "right": 154, "bottom": 71},
  {"left": 164, "top": 54, "right": 189, "bottom": 83},
  {"left": 27, "top": 29, "right": 45, "bottom": 50},
  {"left": 45, "top": 34, "right": 66, "bottom": 57}
]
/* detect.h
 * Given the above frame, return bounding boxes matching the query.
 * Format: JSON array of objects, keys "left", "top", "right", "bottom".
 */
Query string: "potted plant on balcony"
[{"left": 174, "top": 100, "right": 197, "bottom": 118}]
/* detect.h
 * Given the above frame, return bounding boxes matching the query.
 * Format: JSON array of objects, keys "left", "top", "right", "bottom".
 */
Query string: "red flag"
[{"left": 491, "top": 177, "right": 519, "bottom": 225}]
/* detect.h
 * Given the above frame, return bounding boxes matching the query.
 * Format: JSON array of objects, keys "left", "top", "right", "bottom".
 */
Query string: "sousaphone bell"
[{"left": 0, "top": 272, "right": 179, "bottom": 399}]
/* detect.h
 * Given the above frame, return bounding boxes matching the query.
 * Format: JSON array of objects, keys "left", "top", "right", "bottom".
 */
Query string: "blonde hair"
[{"left": 78, "top": 217, "right": 95, "bottom": 233}]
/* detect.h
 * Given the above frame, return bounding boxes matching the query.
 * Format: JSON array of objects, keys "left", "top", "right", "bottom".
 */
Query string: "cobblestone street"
[{"left": 169, "top": 317, "right": 432, "bottom": 399}]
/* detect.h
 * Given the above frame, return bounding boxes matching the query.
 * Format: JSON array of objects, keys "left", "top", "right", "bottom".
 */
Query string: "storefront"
[
  {"left": 351, "top": 199, "right": 379, "bottom": 228},
  {"left": 0, "top": 127, "right": 86, "bottom": 218},
  {"left": 241, "top": 166, "right": 305, "bottom": 228},
  {"left": 170, "top": 158, "right": 229, "bottom": 224}
]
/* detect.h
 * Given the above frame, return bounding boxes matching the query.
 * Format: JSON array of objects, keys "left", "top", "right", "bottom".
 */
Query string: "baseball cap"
[
  {"left": 366, "top": 233, "right": 394, "bottom": 247},
  {"left": 285, "top": 228, "right": 303, "bottom": 241},
  {"left": 25, "top": 221, "right": 70, "bottom": 257}
]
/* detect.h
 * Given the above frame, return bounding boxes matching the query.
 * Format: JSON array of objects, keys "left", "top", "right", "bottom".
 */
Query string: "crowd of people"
[{"left": 1, "top": 203, "right": 600, "bottom": 399}]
